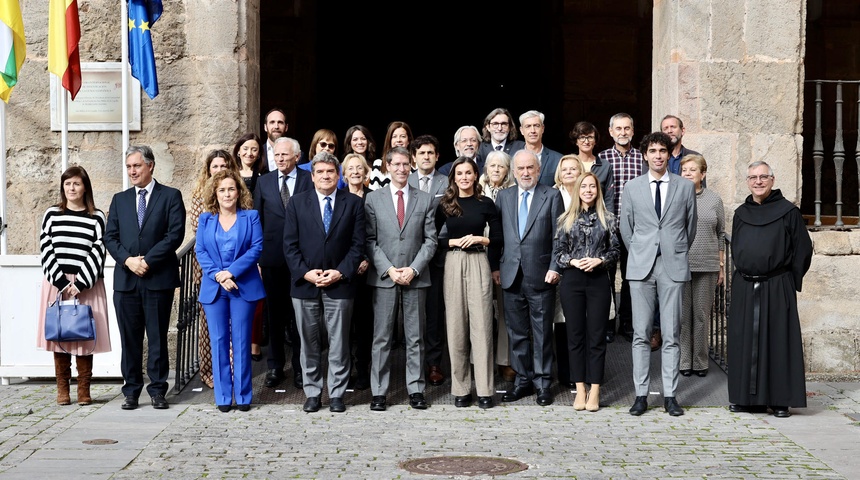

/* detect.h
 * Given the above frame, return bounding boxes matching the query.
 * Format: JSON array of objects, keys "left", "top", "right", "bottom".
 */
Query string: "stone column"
[{"left": 651, "top": 0, "right": 806, "bottom": 209}]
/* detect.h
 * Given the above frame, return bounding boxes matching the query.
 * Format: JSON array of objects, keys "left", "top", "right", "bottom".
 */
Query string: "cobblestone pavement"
[{"left": 0, "top": 380, "right": 857, "bottom": 479}]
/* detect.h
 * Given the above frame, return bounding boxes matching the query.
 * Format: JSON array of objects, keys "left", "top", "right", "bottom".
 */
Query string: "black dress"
[{"left": 727, "top": 189, "right": 812, "bottom": 408}]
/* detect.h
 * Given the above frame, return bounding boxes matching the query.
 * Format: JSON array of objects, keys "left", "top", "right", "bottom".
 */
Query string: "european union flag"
[{"left": 128, "top": 0, "right": 162, "bottom": 99}]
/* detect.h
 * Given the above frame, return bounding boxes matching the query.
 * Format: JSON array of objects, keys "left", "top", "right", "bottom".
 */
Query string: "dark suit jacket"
[
  {"left": 104, "top": 181, "right": 186, "bottom": 292},
  {"left": 253, "top": 168, "right": 312, "bottom": 267},
  {"left": 477, "top": 140, "right": 525, "bottom": 172},
  {"left": 283, "top": 188, "right": 366, "bottom": 299},
  {"left": 195, "top": 209, "right": 266, "bottom": 304},
  {"left": 509, "top": 144, "right": 564, "bottom": 187},
  {"left": 495, "top": 184, "right": 563, "bottom": 291}
]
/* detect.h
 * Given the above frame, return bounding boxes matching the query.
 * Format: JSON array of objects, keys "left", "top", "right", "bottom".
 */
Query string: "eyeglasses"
[
  {"left": 489, "top": 122, "right": 509, "bottom": 129},
  {"left": 746, "top": 174, "right": 773, "bottom": 182},
  {"left": 388, "top": 162, "right": 411, "bottom": 170},
  {"left": 577, "top": 136, "right": 595, "bottom": 143},
  {"left": 319, "top": 141, "right": 335, "bottom": 150}
]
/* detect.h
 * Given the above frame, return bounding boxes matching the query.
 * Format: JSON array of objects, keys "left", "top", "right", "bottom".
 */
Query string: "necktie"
[
  {"left": 280, "top": 175, "right": 291, "bottom": 208},
  {"left": 396, "top": 190, "right": 405, "bottom": 228},
  {"left": 323, "top": 196, "right": 333, "bottom": 234},
  {"left": 137, "top": 189, "right": 147, "bottom": 228},
  {"left": 518, "top": 191, "right": 529, "bottom": 239},
  {"left": 495, "top": 144, "right": 502, "bottom": 151},
  {"left": 420, "top": 176, "right": 430, "bottom": 193},
  {"left": 653, "top": 180, "right": 662, "bottom": 219}
]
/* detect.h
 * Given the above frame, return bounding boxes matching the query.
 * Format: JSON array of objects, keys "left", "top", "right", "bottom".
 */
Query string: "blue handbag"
[{"left": 44, "top": 293, "right": 96, "bottom": 344}]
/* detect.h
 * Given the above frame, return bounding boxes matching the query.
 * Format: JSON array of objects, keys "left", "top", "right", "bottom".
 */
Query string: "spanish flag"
[
  {"left": 48, "top": 0, "right": 81, "bottom": 100},
  {"left": 0, "top": 0, "right": 26, "bottom": 103}
]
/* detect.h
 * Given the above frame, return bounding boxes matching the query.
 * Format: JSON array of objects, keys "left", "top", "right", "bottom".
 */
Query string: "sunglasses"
[{"left": 319, "top": 141, "right": 336, "bottom": 150}]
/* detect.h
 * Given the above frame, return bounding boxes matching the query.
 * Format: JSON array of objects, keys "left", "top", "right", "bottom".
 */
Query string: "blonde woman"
[{"left": 553, "top": 172, "right": 620, "bottom": 411}]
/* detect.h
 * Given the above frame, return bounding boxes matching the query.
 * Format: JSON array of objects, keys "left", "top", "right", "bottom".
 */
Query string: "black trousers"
[
  {"left": 609, "top": 242, "right": 633, "bottom": 330},
  {"left": 424, "top": 261, "right": 446, "bottom": 368},
  {"left": 115, "top": 288, "right": 173, "bottom": 398},
  {"left": 350, "top": 273, "right": 374, "bottom": 375},
  {"left": 559, "top": 268, "right": 612, "bottom": 385},
  {"left": 261, "top": 265, "right": 301, "bottom": 374}
]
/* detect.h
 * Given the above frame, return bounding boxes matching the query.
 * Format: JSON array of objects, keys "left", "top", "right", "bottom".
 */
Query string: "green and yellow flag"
[{"left": 0, "top": 0, "right": 26, "bottom": 103}]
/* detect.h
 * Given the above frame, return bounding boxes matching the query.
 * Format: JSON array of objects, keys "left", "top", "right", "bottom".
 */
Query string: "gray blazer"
[
  {"left": 364, "top": 185, "right": 437, "bottom": 289},
  {"left": 619, "top": 172, "right": 697, "bottom": 282},
  {"left": 495, "top": 184, "right": 563, "bottom": 291},
  {"left": 408, "top": 170, "right": 448, "bottom": 208}
]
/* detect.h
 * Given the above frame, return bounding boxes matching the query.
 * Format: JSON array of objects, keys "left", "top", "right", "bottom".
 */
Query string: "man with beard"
[
  {"left": 728, "top": 161, "right": 812, "bottom": 418},
  {"left": 599, "top": 113, "right": 646, "bottom": 340},
  {"left": 661, "top": 115, "right": 700, "bottom": 176},
  {"left": 511, "top": 110, "right": 562, "bottom": 188},
  {"left": 263, "top": 108, "right": 288, "bottom": 171},
  {"left": 477, "top": 108, "right": 525, "bottom": 166},
  {"left": 439, "top": 125, "right": 482, "bottom": 175}
]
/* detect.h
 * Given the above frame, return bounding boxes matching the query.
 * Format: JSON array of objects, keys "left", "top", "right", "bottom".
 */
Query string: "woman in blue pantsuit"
[{"left": 196, "top": 169, "right": 265, "bottom": 412}]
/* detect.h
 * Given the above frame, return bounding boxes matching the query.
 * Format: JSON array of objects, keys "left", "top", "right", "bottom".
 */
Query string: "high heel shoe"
[
  {"left": 573, "top": 383, "right": 586, "bottom": 411},
  {"left": 585, "top": 384, "right": 600, "bottom": 412}
]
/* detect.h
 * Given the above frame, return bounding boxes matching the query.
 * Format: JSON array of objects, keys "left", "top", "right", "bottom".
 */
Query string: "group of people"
[{"left": 35, "top": 106, "right": 812, "bottom": 419}]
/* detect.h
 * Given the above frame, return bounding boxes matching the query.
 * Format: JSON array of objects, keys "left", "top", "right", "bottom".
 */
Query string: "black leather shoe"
[
  {"left": 502, "top": 385, "right": 534, "bottom": 402},
  {"left": 770, "top": 406, "right": 791, "bottom": 418},
  {"left": 478, "top": 396, "right": 494, "bottom": 409},
  {"left": 237, "top": 404, "right": 250, "bottom": 412},
  {"left": 121, "top": 396, "right": 138, "bottom": 410},
  {"left": 680, "top": 369, "right": 693, "bottom": 377},
  {"left": 265, "top": 369, "right": 284, "bottom": 388},
  {"left": 370, "top": 395, "right": 387, "bottom": 411},
  {"left": 329, "top": 397, "right": 346, "bottom": 413},
  {"left": 694, "top": 369, "right": 708, "bottom": 377},
  {"left": 250, "top": 354, "right": 262, "bottom": 362},
  {"left": 292, "top": 372, "right": 303, "bottom": 390},
  {"left": 454, "top": 394, "right": 473, "bottom": 408},
  {"left": 409, "top": 393, "right": 428, "bottom": 409},
  {"left": 664, "top": 396, "right": 684, "bottom": 416},
  {"left": 730, "top": 404, "right": 768, "bottom": 413},
  {"left": 151, "top": 394, "right": 169, "bottom": 410},
  {"left": 303, "top": 396, "right": 321, "bottom": 413},
  {"left": 536, "top": 388, "right": 554, "bottom": 406},
  {"left": 217, "top": 404, "right": 231, "bottom": 413},
  {"left": 605, "top": 329, "right": 615, "bottom": 344},
  {"left": 629, "top": 396, "right": 648, "bottom": 416}
]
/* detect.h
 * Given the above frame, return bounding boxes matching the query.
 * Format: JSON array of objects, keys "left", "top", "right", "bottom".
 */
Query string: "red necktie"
[{"left": 396, "top": 190, "right": 405, "bottom": 228}]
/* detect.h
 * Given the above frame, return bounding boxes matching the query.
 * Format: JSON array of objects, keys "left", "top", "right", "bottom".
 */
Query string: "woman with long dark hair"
[
  {"left": 233, "top": 132, "right": 267, "bottom": 194},
  {"left": 37, "top": 166, "right": 111, "bottom": 406}
]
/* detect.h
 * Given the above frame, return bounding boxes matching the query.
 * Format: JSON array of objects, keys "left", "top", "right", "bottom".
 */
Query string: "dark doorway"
[{"left": 261, "top": 1, "right": 652, "bottom": 168}]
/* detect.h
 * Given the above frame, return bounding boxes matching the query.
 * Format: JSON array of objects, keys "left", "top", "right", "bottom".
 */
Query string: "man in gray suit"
[
  {"left": 407, "top": 135, "right": 449, "bottom": 387},
  {"left": 493, "top": 149, "right": 563, "bottom": 406},
  {"left": 620, "top": 132, "right": 697, "bottom": 417},
  {"left": 365, "top": 146, "right": 437, "bottom": 411}
]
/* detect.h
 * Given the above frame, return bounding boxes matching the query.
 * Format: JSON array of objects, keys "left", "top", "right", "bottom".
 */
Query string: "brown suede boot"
[
  {"left": 53, "top": 352, "right": 72, "bottom": 405},
  {"left": 75, "top": 355, "right": 93, "bottom": 405}
]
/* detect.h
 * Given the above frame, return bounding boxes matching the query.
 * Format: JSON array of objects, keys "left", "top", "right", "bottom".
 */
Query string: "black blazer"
[
  {"left": 283, "top": 188, "right": 365, "bottom": 300},
  {"left": 104, "top": 181, "right": 186, "bottom": 292},
  {"left": 253, "top": 168, "right": 312, "bottom": 267}
]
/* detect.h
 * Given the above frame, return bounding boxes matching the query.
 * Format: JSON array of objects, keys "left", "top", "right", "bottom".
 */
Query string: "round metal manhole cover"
[
  {"left": 82, "top": 439, "right": 118, "bottom": 445},
  {"left": 401, "top": 456, "right": 528, "bottom": 476}
]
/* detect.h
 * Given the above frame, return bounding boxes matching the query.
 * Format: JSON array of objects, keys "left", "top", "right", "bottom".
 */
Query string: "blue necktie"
[
  {"left": 137, "top": 189, "right": 147, "bottom": 228},
  {"left": 518, "top": 191, "right": 529, "bottom": 239},
  {"left": 323, "top": 196, "right": 332, "bottom": 234}
]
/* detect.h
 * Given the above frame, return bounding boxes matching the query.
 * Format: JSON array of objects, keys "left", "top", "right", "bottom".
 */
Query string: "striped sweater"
[{"left": 39, "top": 207, "right": 107, "bottom": 292}]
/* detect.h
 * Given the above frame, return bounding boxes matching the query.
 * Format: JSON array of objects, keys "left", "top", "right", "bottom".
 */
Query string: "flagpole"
[
  {"left": 121, "top": 0, "right": 129, "bottom": 190},
  {"left": 0, "top": 101, "right": 7, "bottom": 255},
  {"left": 61, "top": 92, "right": 68, "bottom": 172}
]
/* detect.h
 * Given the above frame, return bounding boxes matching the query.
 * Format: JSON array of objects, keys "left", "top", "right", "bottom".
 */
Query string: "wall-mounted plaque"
[{"left": 50, "top": 62, "right": 142, "bottom": 132}]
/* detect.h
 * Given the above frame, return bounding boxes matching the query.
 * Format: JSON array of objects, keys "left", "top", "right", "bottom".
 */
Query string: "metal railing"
[
  {"left": 708, "top": 235, "right": 731, "bottom": 373},
  {"left": 806, "top": 79, "right": 860, "bottom": 227},
  {"left": 173, "top": 239, "right": 201, "bottom": 394}
]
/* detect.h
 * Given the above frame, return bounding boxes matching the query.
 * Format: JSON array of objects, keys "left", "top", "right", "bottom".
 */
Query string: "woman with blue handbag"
[{"left": 37, "top": 166, "right": 111, "bottom": 406}]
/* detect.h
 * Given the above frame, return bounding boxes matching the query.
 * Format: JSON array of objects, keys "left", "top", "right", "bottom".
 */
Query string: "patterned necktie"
[
  {"left": 280, "top": 174, "right": 291, "bottom": 208},
  {"left": 495, "top": 144, "right": 502, "bottom": 151},
  {"left": 396, "top": 190, "right": 405, "bottom": 228},
  {"left": 420, "top": 176, "right": 430, "bottom": 193},
  {"left": 518, "top": 191, "right": 529, "bottom": 239},
  {"left": 137, "top": 189, "right": 147, "bottom": 228},
  {"left": 323, "top": 196, "right": 332, "bottom": 234},
  {"left": 653, "top": 180, "right": 662, "bottom": 219}
]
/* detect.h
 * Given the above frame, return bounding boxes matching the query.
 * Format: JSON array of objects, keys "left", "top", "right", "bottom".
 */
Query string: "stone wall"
[{"left": 4, "top": 0, "right": 258, "bottom": 254}]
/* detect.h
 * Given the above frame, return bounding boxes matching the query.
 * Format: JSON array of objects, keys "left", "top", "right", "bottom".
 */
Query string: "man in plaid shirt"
[{"left": 598, "top": 113, "right": 645, "bottom": 343}]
